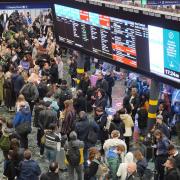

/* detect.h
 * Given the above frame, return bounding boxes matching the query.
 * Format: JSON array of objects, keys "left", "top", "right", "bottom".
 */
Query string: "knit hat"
[{"left": 69, "top": 131, "right": 77, "bottom": 140}]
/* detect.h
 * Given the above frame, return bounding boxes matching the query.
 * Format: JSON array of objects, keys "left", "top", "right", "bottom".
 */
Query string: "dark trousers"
[
  {"left": 125, "top": 137, "right": 130, "bottom": 152},
  {"left": 155, "top": 154, "right": 168, "bottom": 180},
  {"left": 68, "top": 164, "right": 83, "bottom": 180},
  {"left": 107, "top": 93, "right": 112, "bottom": 107},
  {"left": 37, "top": 129, "right": 44, "bottom": 155},
  {"left": 71, "top": 76, "right": 76, "bottom": 87},
  {"left": 19, "top": 133, "right": 28, "bottom": 149}
]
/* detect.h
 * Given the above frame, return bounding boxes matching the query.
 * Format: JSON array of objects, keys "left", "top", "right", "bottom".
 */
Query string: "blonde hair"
[
  {"left": 17, "top": 94, "right": 25, "bottom": 102},
  {"left": 111, "top": 130, "right": 120, "bottom": 138},
  {"left": 134, "top": 150, "right": 144, "bottom": 161}
]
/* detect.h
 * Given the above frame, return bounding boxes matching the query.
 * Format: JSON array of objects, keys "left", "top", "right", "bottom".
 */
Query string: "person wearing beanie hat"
[
  {"left": 64, "top": 131, "right": 84, "bottom": 180},
  {"left": 153, "top": 114, "right": 170, "bottom": 138}
]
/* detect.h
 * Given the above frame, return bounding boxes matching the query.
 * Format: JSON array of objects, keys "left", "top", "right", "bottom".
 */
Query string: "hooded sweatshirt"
[
  {"left": 13, "top": 106, "right": 32, "bottom": 128},
  {"left": 117, "top": 152, "right": 134, "bottom": 180},
  {"left": 120, "top": 114, "right": 134, "bottom": 137}
]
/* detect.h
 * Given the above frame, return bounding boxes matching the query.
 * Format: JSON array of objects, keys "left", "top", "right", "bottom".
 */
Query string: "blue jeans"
[{"left": 45, "top": 148, "right": 56, "bottom": 162}]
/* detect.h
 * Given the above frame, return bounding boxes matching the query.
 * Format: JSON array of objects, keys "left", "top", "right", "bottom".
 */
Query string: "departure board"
[{"left": 54, "top": 4, "right": 180, "bottom": 84}]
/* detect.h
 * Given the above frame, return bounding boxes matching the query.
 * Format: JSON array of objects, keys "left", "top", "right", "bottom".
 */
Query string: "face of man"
[
  {"left": 98, "top": 74, "right": 103, "bottom": 80},
  {"left": 168, "top": 149, "right": 175, "bottom": 156},
  {"left": 131, "top": 88, "right": 137, "bottom": 96},
  {"left": 164, "top": 160, "right": 172, "bottom": 170},
  {"left": 127, "top": 163, "right": 137, "bottom": 174}
]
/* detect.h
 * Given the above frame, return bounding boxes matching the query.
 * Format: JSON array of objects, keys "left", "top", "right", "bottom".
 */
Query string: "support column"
[
  {"left": 147, "top": 79, "right": 160, "bottom": 131},
  {"left": 76, "top": 52, "right": 85, "bottom": 84}
]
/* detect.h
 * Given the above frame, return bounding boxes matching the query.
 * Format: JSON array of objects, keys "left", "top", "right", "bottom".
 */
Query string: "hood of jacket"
[
  {"left": 120, "top": 114, "right": 129, "bottom": 120},
  {"left": 124, "top": 152, "right": 134, "bottom": 163}
]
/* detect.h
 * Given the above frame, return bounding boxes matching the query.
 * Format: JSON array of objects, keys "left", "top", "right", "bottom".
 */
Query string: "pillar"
[{"left": 147, "top": 79, "right": 160, "bottom": 131}]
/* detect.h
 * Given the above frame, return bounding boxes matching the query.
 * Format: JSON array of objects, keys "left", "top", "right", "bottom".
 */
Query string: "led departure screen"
[{"left": 54, "top": 4, "right": 180, "bottom": 84}]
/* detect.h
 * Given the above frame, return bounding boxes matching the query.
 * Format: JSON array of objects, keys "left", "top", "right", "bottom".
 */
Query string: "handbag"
[
  {"left": 16, "top": 121, "right": 31, "bottom": 134},
  {"left": 93, "top": 159, "right": 109, "bottom": 177}
]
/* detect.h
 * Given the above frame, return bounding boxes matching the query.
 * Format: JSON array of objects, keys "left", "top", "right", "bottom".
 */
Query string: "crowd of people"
[{"left": 0, "top": 7, "right": 179, "bottom": 180}]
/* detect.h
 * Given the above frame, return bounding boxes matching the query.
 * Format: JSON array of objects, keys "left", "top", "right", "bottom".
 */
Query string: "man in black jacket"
[
  {"left": 96, "top": 72, "right": 108, "bottom": 95},
  {"left": 50, "top": 58, "right": 58, "bottom": 84},
  {"left": 168, "top": 144, "right": 180, "bottom": 171},
  {"left": 164, "top": 157, "right": 180, "bottom": 180},
  {"left": 75, "top": 111, "right": 99, "bottom": 168},
  {"left": 38, "top": 101, "right": 58, "bottom": 156}
]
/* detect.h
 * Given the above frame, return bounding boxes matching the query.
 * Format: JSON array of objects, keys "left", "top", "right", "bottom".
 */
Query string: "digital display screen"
[
  {"left": 54, "top": 4, "right": 180, "bottom": 84},
  {"left": 149, "top": 26, "right": 180, "bottom": 83},
  {"left": 147, "top": 0, "right": 180, "bottom": 5}
]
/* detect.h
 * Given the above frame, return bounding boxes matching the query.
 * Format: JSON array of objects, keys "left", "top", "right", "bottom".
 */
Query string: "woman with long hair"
[{"left": 61, "top": 100, "right": 76, "bottom": 136}]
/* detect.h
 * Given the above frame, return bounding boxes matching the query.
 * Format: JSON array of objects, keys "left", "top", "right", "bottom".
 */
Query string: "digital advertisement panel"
[{"left": 149, "top": 26, "right": 180, "bottom": 83}]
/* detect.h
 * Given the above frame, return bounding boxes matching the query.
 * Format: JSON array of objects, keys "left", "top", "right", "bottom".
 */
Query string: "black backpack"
[
  {"left": 21, "top": 83, "right": 33, "bottom": 102},
  {"left": 66, "top": 141, "right": 80, "bottom": 166}
]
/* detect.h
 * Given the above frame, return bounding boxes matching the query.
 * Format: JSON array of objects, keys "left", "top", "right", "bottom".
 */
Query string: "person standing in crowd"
[
  {"left": 3, "top": 72, "right": 14, "bottom": 112},
  {"left": 117, "top": 152, "right": 134, "bottom": 180},
  {"left": 168, "top": 144, "right": 180, "bottom": 170},
  {"left": 13, "top": 102, "right": 31, "bottom": 149},
  {"left": 105, "top": 71, "right": 115, "bottom": 107},
  {"left": 40, "top": 161, "right": 59, "bottom": 180},
  {"left": 157, "top": 102, "right": 170, "bottom": 124},
  {"left": 54, "top": 80, "right": 72, "bottom": 111},
  {"left": 164, "top": 157, "right": 180, "bottom": 180},
  {"left": 136, "top": 102, "right": 148, "bottom": 139},
  {"left": 18, "top": 149, "right": 41, "bottom": 180},
  {"left": 94, "top": 89, "right": 107, "bottom": 110},
  {"left": 75, "top": 111, "right": 99, "bottom": 169},
  {"left": 56, "top": 55, "right": 63, "bottom": 85},
  {"left": 69, "top": 57, "right": 77, "bottom": 88},
  {"left": 20, "top": 55, "right": 30, "bottom": 73},
  {"left": 73, "top": 90, "right": 87, "bottom": 114},
  {"left": 96, "top": 72, "right": 109, "bottom": 96},
  {"left": 154, "top": 129, "right": 169, "bottom": 180},
  {"left": 119, "top": 108, "right": 134, "bottom": 152},
  {"left": 152, "top": 114, "right": 170, "bottom": 139},
  {"left": 78, "top": 72, "right": 91, "bottom": 95},
  {"left": 126, "top": 162, "right": 141, "bottom": 180},
  {"left": 15, "top": 94, "right": 30, "bottom": 112},
  {"left": 94, "top": 106, "right": 108, "bottom": 154},
  {"left": 38, "top": 101, "right": 58, "bottom": 157},
  {"left": 49, "top": 58, "right": 58, "bottom": 84},
  {"left": 103, "top": 130, "right": 126, "bottom": 179},
  {"left": 61, "top": 100, "right": 76, "bottom": 136},
  {"left": 109, "top": 111, "right": 125, "bottom": 140},
  {"left": 64, "top": 131, "right": 84, "bottom": 180},
  {"left": 44, "top": 123, "right": 60, "bottom": 162},
  {"left": 133, "top": 150, "right": 148, "bottom": 177},
  {"left": 20, "top": 77, "right": 39, "bottom": 112}
]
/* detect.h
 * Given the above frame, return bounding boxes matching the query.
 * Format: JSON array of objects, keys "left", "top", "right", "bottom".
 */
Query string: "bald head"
[{"left": 127, "top": 162, "right": 137, "bottom": 174}]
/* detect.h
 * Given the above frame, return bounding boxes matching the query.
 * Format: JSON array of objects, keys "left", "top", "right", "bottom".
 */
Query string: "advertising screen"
[
  {"left": 54, "top": 3, "right": 180, "bottom": 85},
  {"left": 149, "top": 26, "right": 180, "bottom": 83}
]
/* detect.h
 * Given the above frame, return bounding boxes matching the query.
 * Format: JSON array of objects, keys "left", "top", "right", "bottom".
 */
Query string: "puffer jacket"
[{"left": 120, "top": 114, "right": 134, "bottom": 137}]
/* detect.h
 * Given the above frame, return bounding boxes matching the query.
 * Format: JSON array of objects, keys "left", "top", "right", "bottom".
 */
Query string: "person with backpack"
[
  {"left": 54, "top": 80, "right": 72, "bottom": 111},
  {"left": 38, "top": 101, "right": 58, "bottom": 157},
  {"left": 44, "top": 123, "right": 61, "bottom": 162},
  {"left": 0, "top": 121, "right": 16, "bottom": 160},
  {"left": 13, "top": 102, "right": 32, "bottom": 149},
  {"left": 64, "top": 131, "right": 84, "bottom": 180},
  {"left": 75, "top": 111, "right": 99, "bottom": 169},
  {"left": 109, "top": 111, "right": 125, "bottom": 140},
  {"left": 40, "top": 161, "right": 59, "bottom": 180},
  {"left": 164, "top": 157, "right": 180, "bottom": 180},
  {"left": 84, "top": 147, "right": 109, "bottom": 180},
  {"left": 20, "top": 77, "right": 39, "bottom": 112},
  {"left": 103, "top": 130, "right": 127, "bottom": 180},
  {"left": 18, "top": 149, "right": 41, "bottom": 180}
]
